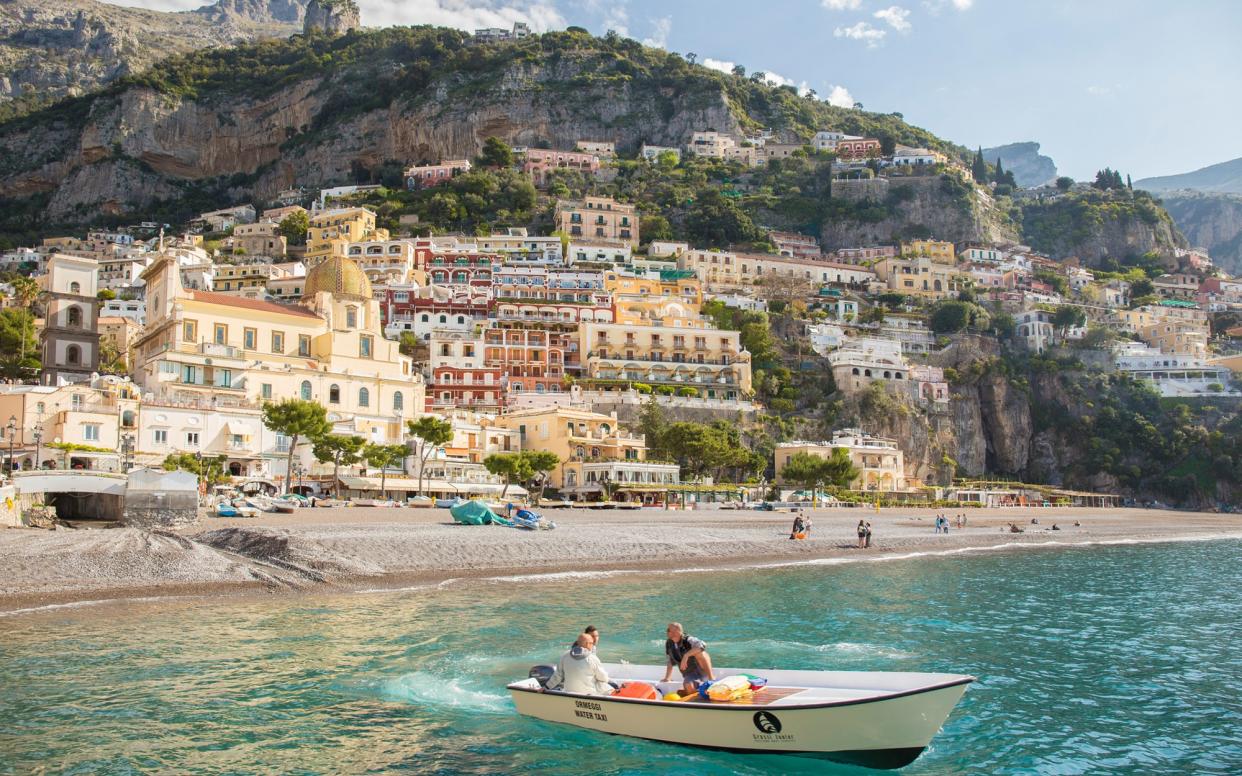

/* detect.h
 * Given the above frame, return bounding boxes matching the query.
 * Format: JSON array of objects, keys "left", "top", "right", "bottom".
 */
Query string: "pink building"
[
  {"left": 523, "top": 149, "right": 601, "bottom": 186},
  {"left": 835, "top": 138, "right": 882, "bottom": 159},
  {"left": 405, "top": 160, "right": 472, "bottom": 189}
]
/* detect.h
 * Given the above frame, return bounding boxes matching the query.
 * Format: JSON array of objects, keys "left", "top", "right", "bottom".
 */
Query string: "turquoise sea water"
[{"left": 2, "top": 538, "right": 1241, "bottom": 775}]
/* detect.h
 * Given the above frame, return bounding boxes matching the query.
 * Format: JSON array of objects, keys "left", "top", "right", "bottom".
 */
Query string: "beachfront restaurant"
[{"left": 338, "top": 476, "right": 527, "bottom": 502}]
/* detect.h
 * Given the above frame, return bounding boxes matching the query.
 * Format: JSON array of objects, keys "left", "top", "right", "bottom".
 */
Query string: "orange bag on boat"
[{"left": 615, "top": 682, "right": 658, "bottom": 700}]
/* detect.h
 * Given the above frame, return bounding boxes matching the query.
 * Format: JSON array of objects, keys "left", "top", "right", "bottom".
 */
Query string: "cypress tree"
[
  {"left": 971, "top": 147, "right": 988, "bottom": 183},
  {"left": 993, "top": 157, "right": 1006, "bottom": 184}
]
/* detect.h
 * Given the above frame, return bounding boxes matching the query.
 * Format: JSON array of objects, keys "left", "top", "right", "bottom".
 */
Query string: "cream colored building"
[
  {"left": 677, "top": 251, "right": 877, "bottom": 290},
  {"left": 578, "top": 321, "right": 752, "bottom": 399},
  {"left": 214, "top": 262, "right": 275, "bottom": 295},
  {"left": 775, "top": 429, "right": 907, "bottom": 492},
  {"left": 131, "top": 253, "right": 425, "bottom": 481},
  {"left": 556, "top": 197, "right": 638, "bottom": 248},
  {"left": 0, "top": 378, "right": 140, "bottom": 472},
  {"left": 233, "top": 222, "right": 287, "bottom": 258},
  {"left": 344, "top": 239, "right": 419, "bottom": 286},
  {"left": 874, "top": 255, "right": 966, "bottom": 299}
]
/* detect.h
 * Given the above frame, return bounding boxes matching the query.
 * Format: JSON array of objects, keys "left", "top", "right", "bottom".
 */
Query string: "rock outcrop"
[
  {"left": 1160, "top": 192, "right": 1242, "bottom": 275},
  {"left": 821, "top": 175, "right": 1017, "bottom": 250},
  {"left": 980, "top": 141, "right": 1058, "bottom": 188},
  {"left": 303, "top": 0, "right": 359, "bottom": 35}
]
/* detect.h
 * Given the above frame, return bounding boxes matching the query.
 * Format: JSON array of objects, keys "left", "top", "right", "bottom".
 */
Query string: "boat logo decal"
[{"left": 753, "top": 711, "right": 782, "bottom": 734}]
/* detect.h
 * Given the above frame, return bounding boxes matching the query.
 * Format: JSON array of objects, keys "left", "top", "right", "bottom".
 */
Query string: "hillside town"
[{"left": 0, "top": 128, "right": 1237, "bottom": 521}]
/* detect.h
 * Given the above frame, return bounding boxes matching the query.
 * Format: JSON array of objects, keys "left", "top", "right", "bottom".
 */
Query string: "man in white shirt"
[{"left": 548, "top": 634, "right": 613, "bottom": 695}]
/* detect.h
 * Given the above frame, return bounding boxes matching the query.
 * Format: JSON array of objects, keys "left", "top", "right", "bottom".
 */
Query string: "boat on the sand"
[
  {"left": 449, "top": 499, "right": 501, "bottom": 525},
  {"left": 509, "top": 663, "right": 972, "bottom": 770}
]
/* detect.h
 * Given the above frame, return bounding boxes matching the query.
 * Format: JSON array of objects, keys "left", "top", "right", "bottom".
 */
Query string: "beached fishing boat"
[
  {"left": 509, "top": 664, "right": 972, "bottom": 769},
  {"left": 436, "top": 497, "right": 465, "bottom": 509}
]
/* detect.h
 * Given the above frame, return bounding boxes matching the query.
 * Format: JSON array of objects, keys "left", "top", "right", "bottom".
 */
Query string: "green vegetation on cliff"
[{"left": 1016, "top": 187, "right": 1180, "bottom": 262}]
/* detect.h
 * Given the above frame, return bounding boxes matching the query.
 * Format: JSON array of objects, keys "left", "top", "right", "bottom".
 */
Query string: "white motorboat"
[{"left": 509, "top": 663, "right": 972, "bottom": 769}]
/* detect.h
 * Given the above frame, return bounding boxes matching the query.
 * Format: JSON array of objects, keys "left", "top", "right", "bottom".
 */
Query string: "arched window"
[
  {"left": 329, "top": 384, "right": 340, "bottom": 404},
  {"left": 393, "top": 391, "right": 404, "bottom": 412},
  {"left": 346, "top": 307, "right": 358, "bottom": 328},
  {"left": 121, "top": 410, "right": 136, "bottom": 428},
  {"left": 439, "top": 315, "right": 447, "bottom": 324},
  {"left": 66, "top": 306, "right": 82, "bottom": 327},
  {"left": 358, "top": 387, "right": 370, "bottom": 407},
  {"left": 852, "top": 367, "right": 860, "bottom": 375},
  {"left": 575, "top": 446, "right": 585, "bottom": 458},
  {"left": 66, "top": 345, "right": 81, "bottom": 365},
  {"left": 864, "top": 369, "right": 872, "bottom": 377},
  {"left": 69, "top": 281, "right": 81, "bottom": 293},
  {"left": 420, "top": 314, "right": 430, "bottom": 323}
]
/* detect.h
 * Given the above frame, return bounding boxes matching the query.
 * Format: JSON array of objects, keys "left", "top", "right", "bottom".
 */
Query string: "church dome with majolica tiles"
[{"left": 303, "top": 255, "right": 372, "bottom": 301}]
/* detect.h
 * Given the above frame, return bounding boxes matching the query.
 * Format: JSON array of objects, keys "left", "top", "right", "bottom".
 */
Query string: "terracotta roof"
[{"left": 188, "top": 291, "right": 322, "bottom": 319}]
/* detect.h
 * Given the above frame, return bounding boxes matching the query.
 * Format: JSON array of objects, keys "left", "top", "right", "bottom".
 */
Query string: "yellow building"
[
  {"left": 900, "top": 239, "right": 956, "bottom": 264},
  {"left": 493, "top": 406, "right": 678, "bottom": 499},
  {"left": 775, "top": 430, "right": 907, "bottom": 492},
  {"left": 603, "top": 270, "right": 702, "bottom": 325},
  {"left": 874, "top": 255, "right": 966, "bottom": 299},
  {"left": 213, "top": 262, "right": 274, "bottom": 295},
  {"left": 304, "top": 207, "right": 389, "bottom": 266},
  {"left": 578, "top": 321, "right": 752, "bottom": 399},
  {"left": 132, "top": 253, "right": 425, "bottom": 445},
  {"left": 555, "top": 197, "right": 638, "bottom": 248}
]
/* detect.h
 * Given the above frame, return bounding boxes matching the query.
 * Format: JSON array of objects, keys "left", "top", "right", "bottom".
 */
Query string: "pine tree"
[
  {"left": 993, "top": 157, "right": 1006, "bottom": 184},
  {"left": 1126, "top": 173, "right": 1133, "bottom": 190}
]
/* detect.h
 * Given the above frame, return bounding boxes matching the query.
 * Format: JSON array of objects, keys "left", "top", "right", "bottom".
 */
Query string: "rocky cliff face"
[
  {"left": 1160, "top": 192, "right": 1242, "bottom": 275},
  {"left": 980, "top": 141, "right": 1058, "bottom": 188},
  {"left": 0, "top": 43, "right": 741, "bottom": 220},
  {"left": 821, "top": 175, "right": 1017, "bottom": 250},
  {"left": 0, "top": 0, "right": 302, "bottom": 115}
]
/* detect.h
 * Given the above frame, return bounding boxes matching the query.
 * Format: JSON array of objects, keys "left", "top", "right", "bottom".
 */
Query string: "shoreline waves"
[{"left": 2, "top": 506, "right": 1240, "bottom": 618}]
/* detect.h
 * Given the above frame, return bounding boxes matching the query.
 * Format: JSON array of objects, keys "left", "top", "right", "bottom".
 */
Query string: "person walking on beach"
[
  {"left": 865, "top": 521, "right": 873, "bottom": 548},
  {"left": 857, "top": 519, "right": 867, "bottom": 548},
  {"left": 662, "top": 622, "right": 715, "bottom": 693}
]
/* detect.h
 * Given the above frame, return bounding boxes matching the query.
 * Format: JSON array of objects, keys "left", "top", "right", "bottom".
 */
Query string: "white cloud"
[
  {"left": 821, "top": 0, "right": 863, "bottom": 9},
  {"left": 922, "top": 0, "right": 973, "bottom": 12},
  {"left": 702, "top": 57, "right": 737, "bottom": 74},
  {"left": 641, "top": 16, "right": 672, "bottom": 48},
  {"left": 825, "top": 84, "right": 855, "bottom": 108},
  {"left": 874, "top": 5, "right": 912, "bottom": 32},
  {"left": 834, "top": 22, "right": 887, "bottom": 47}
]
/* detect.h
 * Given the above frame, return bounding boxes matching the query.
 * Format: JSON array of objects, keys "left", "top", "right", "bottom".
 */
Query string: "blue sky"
[{"left": 105, "top": 0, "right": 1242, "bottom": 180}]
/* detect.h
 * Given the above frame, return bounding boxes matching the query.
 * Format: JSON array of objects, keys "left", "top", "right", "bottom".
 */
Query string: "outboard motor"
[{"left": 529, "top": 664, "right": 555, "bottom": 688}]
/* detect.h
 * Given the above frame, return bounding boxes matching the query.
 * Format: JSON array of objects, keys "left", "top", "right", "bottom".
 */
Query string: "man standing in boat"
[{"left": 662, "top": 622, "right": 716, "bottom": 692}]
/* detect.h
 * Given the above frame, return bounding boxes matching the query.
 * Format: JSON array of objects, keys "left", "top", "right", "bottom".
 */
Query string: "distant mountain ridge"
[
  {"left": 980, "top": 141, "right": 1058, "bottom": 188},
  {"left": 1135, "top": 156, "right": 1242, "bottom": 195},
  {"left": 0, "top": 0, "right": 305, "bottom": 119}
]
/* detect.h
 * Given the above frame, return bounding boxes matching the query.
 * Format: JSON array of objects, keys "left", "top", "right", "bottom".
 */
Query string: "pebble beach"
[{"left": 2, "top": 506, "right": 1241, "bottom": 614}]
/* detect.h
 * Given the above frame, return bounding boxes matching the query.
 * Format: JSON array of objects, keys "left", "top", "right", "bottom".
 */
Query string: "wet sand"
[{"left": 2, "top": 506, "right": 1241, "bottom": 614}]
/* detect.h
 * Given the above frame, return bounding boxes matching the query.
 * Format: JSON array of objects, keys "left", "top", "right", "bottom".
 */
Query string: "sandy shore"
[{"left": 2, "top": 506, "right": 1241, "bottom": 614}]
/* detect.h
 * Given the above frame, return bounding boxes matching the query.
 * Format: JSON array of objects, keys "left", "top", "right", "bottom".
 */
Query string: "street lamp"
[
  {"left": 120, "top": 433, "right": 135, "bottom": 473},
  {"left": 5, "top": 415, "right": 15, "bottom": 477},
  {"left": 32, "top": 410, "right": 42, "bottom": 470},
  {"left": 292, "top": 462, "right": 305, "bottom": 496}
]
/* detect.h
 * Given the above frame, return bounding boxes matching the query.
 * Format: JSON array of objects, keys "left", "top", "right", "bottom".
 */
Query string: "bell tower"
[{"left": 40, "top": 254, "right": 102, "bottom": 385}]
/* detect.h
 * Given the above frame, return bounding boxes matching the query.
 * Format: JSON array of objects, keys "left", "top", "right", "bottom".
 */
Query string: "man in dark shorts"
[{"left": 661, "top": 622, "right": 715, "bottom": 693}]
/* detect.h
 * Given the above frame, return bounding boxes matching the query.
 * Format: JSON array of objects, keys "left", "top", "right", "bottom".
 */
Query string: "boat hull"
[{"left": 509, "top": 671, "right": 970, "bottom": 769}]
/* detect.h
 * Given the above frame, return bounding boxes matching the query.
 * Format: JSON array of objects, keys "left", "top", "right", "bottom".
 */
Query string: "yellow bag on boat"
[
  {"left": 662, "top": 692, "right": 682, "bottom": 701},
  {"left": 706, "top": 675, "right": 754, "bottom": 702}
]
